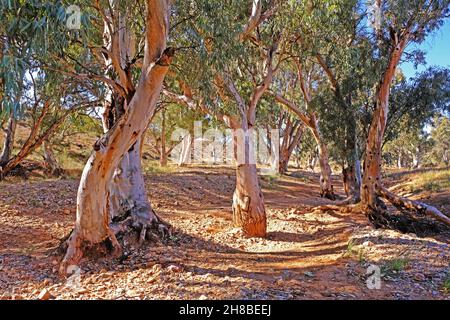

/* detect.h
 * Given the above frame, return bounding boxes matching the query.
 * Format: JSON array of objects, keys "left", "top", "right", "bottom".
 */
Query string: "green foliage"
[
  {"left": 382, "top": 258, "right": 410, "bottom": 275},
  {"left": 443, "top": 274, "right": 450, "bottom": 293},
  {"left": 428, "top": 116, "right": 450, "bottom": 166}
]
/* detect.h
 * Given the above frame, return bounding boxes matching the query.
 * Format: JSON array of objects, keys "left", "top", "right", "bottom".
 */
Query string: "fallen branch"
[{"left": 377, "top": 186, "right": 450, "bottom": 227}]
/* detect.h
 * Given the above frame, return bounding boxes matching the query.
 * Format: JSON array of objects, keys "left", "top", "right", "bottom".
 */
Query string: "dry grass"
[{"left": 388, "top": 168, "right": 450, "bottom": 194}]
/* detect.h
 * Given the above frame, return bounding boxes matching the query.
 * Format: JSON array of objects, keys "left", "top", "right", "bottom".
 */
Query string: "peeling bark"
[
  {"left": 361, "top": 36, "right": 408, "bottom": 218},
  {"left": 358, "top": 33, "right": 446, "bottom": 229},
  {"left": 233, "top": 162, "right": 267, "bottom": 237},
  {"left": 60, "top": 0, "right": 173, "bottom": 274}
]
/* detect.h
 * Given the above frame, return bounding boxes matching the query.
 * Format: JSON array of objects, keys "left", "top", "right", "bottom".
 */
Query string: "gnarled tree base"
[
  {"left": 320, "top": 186, "right": 336, "bottom": 201},
  {"left": 59, "top": 209, "right": 171, "bottom": 276}
]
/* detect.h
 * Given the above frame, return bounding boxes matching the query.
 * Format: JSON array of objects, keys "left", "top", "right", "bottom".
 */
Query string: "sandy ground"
[{"left": 0, "top": 166, "right": 449, "bottom": 300}]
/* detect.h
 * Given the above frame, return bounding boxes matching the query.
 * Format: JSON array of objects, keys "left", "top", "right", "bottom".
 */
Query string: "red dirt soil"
[{"left": 0, "top": 166, "right": 449, "bottom": 300}]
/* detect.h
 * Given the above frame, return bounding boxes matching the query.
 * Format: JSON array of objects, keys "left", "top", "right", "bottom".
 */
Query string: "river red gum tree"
[
  {"left": 278, "top": 112, "right": 304, "bottom": 174},
  {"left": 273, "top": 60, "right": 335, "bottom": 200},
  {"left": 361, "top": 1, "right": 450, "bottom": 227},
  {"left": 61, "top": 0, "right": 174, "bottom": 274},
  {"left": 315, "top": 54, "right": 362, "bottom": 203},
  {"left": 163, "top": 41, "right": 278, "bottom": 237}
]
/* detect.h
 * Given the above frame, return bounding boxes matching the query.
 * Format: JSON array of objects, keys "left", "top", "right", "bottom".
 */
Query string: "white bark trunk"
[
  {"left": 109, "top": 139, "right": 156, "bottom": 223},
  {"left": 61, "top": 0, "right": 172, "bottom": 274},
  {"left": 233, "top": 163, "right": 267, "bottom": 237},
  {"left": 231, "top": 127, "right": 267, "bottom": 237}
]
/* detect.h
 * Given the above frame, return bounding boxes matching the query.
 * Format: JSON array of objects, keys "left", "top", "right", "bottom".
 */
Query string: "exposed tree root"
[
  {"left": 320, "top": 187, "right": 336, "bottom": 201},
  {"left": 58, "top": 210, "right": 171, "bottom": 277},
  {"left": 313, "top": 203, "right": 360, "bottom": 213},
  {"left": 315, "top": 188, "right": 449, "bottom": 236},
  {"left": 111, "top": 209, "right": 172, "bottom": 244},
  {"left": 334, "top": 195, "right": 361, "bottom": 206}
]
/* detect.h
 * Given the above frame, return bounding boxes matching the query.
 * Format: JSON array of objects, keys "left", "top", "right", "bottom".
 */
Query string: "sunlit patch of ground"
[{"left": 0, "top": 166, "right": 449, "bottom": 300}]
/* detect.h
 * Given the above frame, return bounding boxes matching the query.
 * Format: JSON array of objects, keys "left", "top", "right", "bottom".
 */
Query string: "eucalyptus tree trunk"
[
  {"left": 361, "top": 37, "right": 407, "bottom": 222},
  {"left": 342, "top": 115, "right": 361, "bottom": 203},
  {"left": 279, "top": 120, "right": 303, "bottom": 174},
  {"left": 397, "top": 151, "right": 403, "bottom": 169},
  {"left": 0, "top": 112, "right": 16, "bottom": 169},
  {"left": 412, "top": 147, "right": 420, "bottom": 169},
  {"left": 308, "top": 114, "right": 334, "bottom": 200},
  {"left": 60, "top": 0, "right": 173, "bottom": 274},
  {"left": 232, "top": 128, "right": 266, "bottom": 237},
  {"left": 43, "top": 140, "right": 62, "bottom": 177},
  {"left": 109, "top": 137, "right": 159, "bottom": 239},
  {"left": 361, "top": 35, "right": 449, "bottom": 228},
  {"left": 99, "top": 1, "right": 163, "bottom": 235},
  {"left": 274, "top": 72, "right": 335, "bottom": 199}
]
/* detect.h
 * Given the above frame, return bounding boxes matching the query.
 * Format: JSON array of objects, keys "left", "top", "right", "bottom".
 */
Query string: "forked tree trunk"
[
  {"left": 60, "top": 0, "right": 173, "bottom": 274},
  {"left": 99, "top": 0, "right": 164, "bottom": 242},
  {"left": 279, "top": 121, "right": 303, "bottom": 174},
  {"left": 0, "top": 112, "right": 16, "bottom": 169},
  {"left": 361, "top": 36, "right": 408, "bottom": 221},
  {"left": 274, "top": 94, "right": 334, "bottom": 199}
]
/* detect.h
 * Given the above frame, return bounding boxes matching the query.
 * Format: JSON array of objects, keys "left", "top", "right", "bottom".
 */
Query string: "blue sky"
[{"left": 400, "top": 19, "right": 450, "bottom": 80}]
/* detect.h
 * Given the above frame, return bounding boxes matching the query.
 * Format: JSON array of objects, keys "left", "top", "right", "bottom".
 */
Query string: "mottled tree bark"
[
  {"left": 233, "top": 162, "right": 267, "bottom": 237},
  {"left": 61, "top": 0, "right": 173, "bottom": 274},
  {"left": 361, "top": 37, "right": 408, "bottom": 220}
]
